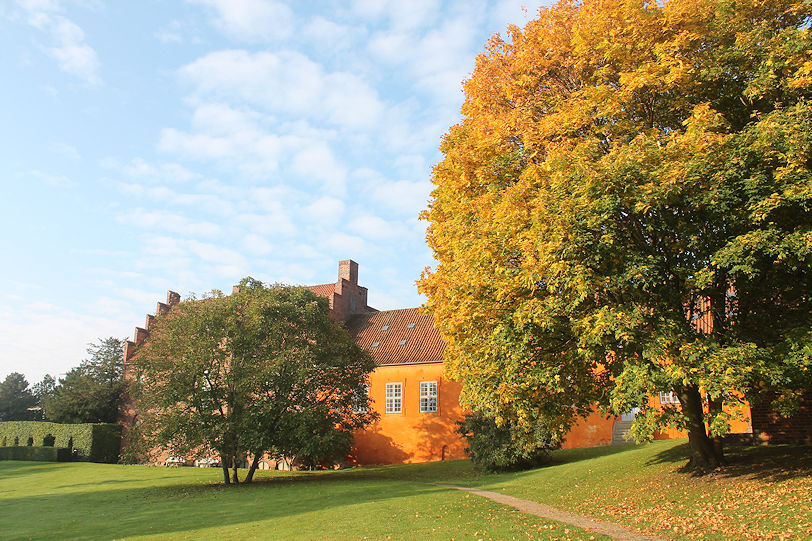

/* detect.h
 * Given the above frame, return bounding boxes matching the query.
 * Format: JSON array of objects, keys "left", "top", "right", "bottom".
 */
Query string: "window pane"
[
  {"left": 385, "top": 383, "right": 402, "bottom": 413},
  {"left": 419, "top": 381, "right": 437, "bottom": 413}
]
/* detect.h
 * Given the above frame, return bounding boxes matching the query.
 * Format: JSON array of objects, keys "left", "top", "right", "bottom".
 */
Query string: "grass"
[
  {"left": 0, "top": 440, "right": 809, "bottom": 540},
  {"left": 0, "top": 460, "right": 604, "bottom": 540}
]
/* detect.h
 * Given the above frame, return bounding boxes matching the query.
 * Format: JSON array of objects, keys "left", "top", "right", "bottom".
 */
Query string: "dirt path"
[{"left": 440, "top": 485, "right": 667, "bottom": 541}]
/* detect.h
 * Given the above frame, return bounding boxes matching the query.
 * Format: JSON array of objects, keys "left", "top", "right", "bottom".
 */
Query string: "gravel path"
[{"left": 440, "top": 485, "right": 667, "bottom": 541}]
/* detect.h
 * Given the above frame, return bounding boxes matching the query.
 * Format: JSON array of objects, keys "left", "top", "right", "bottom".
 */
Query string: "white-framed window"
[
  {"left": 352, "top": 384, "right": 369, "bottom": 413},
  {"left": 385, "top": 383, "right": 402, "bottom": 414},
  {"left": 659, "top": 391, "right": 680, "bottom": 405},
  {"left": 420, "top": 381, "right": 438, "bottom": 413}
]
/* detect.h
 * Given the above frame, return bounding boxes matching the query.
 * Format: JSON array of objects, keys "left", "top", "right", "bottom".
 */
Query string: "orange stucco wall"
[
  {"left": 351, "top": 363, "right": 467, "bottom": 465},
  {"left": 652, "top": 396, "right": 752, "bottom": 440},
  {"left": 562, "top": 409, "right": 616, "bottom": 449}
]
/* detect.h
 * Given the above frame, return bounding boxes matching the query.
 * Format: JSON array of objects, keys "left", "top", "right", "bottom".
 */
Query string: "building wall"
[
  {"left": 751, "top": 391, "right": 812, "bottom": 443},
  {"left": 562, "top": 410, "right": 616, "bottom": 448},
  {"left": 120, "top": 261, "right": 768, "bottom": 467},
  {"left": 351, "top": 362, "right": 467, "bottom": 465}
]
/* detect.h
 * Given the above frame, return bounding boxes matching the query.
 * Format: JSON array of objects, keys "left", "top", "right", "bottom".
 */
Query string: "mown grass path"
[{"left": 440, "top": 485, "right": 666, "bottom": 541}]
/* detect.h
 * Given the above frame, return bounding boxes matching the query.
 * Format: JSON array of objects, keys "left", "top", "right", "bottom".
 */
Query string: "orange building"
[
  {"left": 301, "top": 260, "right": 467, "bottom": 464},
  {"left": 123, "top": 259, "right": 755, "bottom": 466}
]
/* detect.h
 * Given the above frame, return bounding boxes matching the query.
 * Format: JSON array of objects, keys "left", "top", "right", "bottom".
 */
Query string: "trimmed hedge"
[
  {"left": 0, "top": 422, "right": 121, "bottom": 463},
  {"left": 0, "top": 446, "right": 73, "bottom": 462}
]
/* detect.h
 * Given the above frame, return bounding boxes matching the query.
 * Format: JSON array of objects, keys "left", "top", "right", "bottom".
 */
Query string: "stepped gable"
[
  {"left": 123, "top": 290, "right": 181, "bottom": 366},
  {"left": 303, "top": 259, "right": 376, "bottom": 321},
  {"left": 346, "top": 308, "right": 445, "bottom": 366}
]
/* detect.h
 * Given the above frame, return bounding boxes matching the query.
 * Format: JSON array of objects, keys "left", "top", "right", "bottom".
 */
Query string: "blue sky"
[{"left": 0, "top": 0, "right": 547, "bottom": 384}]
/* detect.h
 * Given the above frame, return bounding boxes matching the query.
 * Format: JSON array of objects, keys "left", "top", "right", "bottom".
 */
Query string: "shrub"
[
  {"left": 0, "top": 446, "right": 72, "bottom": 462},
  {"left": 457, "top": 412, "right": 556, "bottom": 472},
  {"left": 0, "top": 421, "right": 121, "bottom": 463}
]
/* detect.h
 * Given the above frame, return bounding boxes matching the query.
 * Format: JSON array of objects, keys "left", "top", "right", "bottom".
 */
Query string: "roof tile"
[{"left": 346, "top": 308, "right": 445, "bottom": 366}]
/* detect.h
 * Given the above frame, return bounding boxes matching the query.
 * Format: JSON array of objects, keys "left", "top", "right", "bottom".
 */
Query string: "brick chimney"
[{"left": 338, "top": 259, "right": 358, "bottom": 285}]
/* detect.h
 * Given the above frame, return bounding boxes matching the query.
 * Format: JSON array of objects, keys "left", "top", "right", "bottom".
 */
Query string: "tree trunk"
[
  {"left": 220, "top": 454, "right": 230, "bottom": 485},
  {"left": 231, "top": 455, "right": 240, "bottom": 484},
  {"left": 706, "top": 396, "right": 726, "bottom": 461},
  {"left": 679, "top": 386, "right": 724, "bottom": 470},
  {"left": 244, "top": 452, "right": 261, "bottom": 484}
]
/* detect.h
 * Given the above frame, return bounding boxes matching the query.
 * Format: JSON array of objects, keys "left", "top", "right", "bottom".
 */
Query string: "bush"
[
  {"left": 0, "top": 421, "right": 121, "bottom": 463},
  {"left": 0, "top": 446, "right": 73, "bottom": 462},
  {"left": 457, "top": 412, "right": 556, "bottom": 472}
]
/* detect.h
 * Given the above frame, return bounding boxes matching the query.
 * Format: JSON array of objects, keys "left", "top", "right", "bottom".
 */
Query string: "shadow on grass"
[
  {"left": 332, "top": 443, "right": 657, "bottom": 488},
  {"left": 0, "top": 470, "right": 445, "bottom": 540},
  {"left": 715, "top": 444, "right": 812, "bottom": 482},
  {"left": 646, "top": 441, "right": 812, "bottom": 482},
  {"left": 644, "top": 442, "right": 690, "bottom": 467},
  {"left": 546, "top": 443, "right": 647, "bottom": 466},
  {"left": 0, "top": 461, "right": 66, "bottom": 477}
]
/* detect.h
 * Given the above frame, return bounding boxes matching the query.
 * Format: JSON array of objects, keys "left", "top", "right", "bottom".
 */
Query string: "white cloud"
[
  {"left": 301, "top": 17, "right": 361, "bottom": 53},
  {"left": 158, "top": 102, "right": 356, "bottom": 189},
  {"left": 134, "top": 235, "right": 251, "bottom": 284},
  {"left": 180, "top": 50, "right": 385, "bottom": 129},
  {"left": 489, "top": 0, "right": 542, "bottom": 32},
  {"left": 353, "top": 0, "right": 441, "bottom": 31},
  {"left": 290, "top": 142, "right": 347, "bottom": 194},
  {"left": 49, "top": 141, "right": 80, "bottom": 160},
  {"left": 367, "top": 14, "right": 479, "bottom": 105},
  {"left": 25, "top": 169, "right": 74, "bottom": 187},
  {"left": 369, "top": 178, "right": 434, "bottom": 216},
  {"left": 115, "top": 157, "right": 198, "bottom": 184},
  {"left": 158, "top": 104, "right": 289, "bottom": 179},
  {"left": 188, "top": 0, "right": 294, "bottom": 42},
  {"left": 154, "top": 20, "right": 186, "bottom": 43},
  {"left": 234, "top": 212, "right": 296, "bottom": 237},
  {"left": 114, "top": 181, "right": 235, "bottom": 216},
  {"left": 18, "top": 1, "right": 101, "bottom": 84},
  {"left": 322, "top": 232, "right": 370, "bottom": 259},
  {"left": 0, "top": 300, "right": 133, "bottom": 382},
  {"left": 303, "top": 197, "right": 345, "bottom": 227},
  {"left": 347, "top": 215, "right": 405, "bottom": 240},
  {"left": 118, "top": 208, "right": 222, "bottom": 237},
  {"left": 242, "top": 233, "right": 274, "bottom": 255}
]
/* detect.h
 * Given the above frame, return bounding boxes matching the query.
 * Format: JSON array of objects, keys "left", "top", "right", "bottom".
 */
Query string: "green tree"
[
  {"left": 0, "top": 373, "right": 37, "bottom": 421},
  {"left": 419, "top": 0, "right": 811, "bottom": 469},
  {"left": 457, "top": 412, "right": 555, "bottom": 472},
  {"left": 45, "top": 337, "right": 126, "bottom": 423},
  {"left": 31, "top": 374, "right": 56, "bottom": 420},
  {"left": 131, "top": 279, "right": 376, "bottom": 484}
]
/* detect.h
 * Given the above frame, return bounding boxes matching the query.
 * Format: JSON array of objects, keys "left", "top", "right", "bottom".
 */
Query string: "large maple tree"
[{"left": 419, "top": 0, "right": 811, "bottom": 468}]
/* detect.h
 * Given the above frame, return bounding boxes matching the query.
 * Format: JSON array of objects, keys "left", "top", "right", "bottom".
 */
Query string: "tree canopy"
[
  {"left": 45, "top": 337, "right": 126, "bottom": 424},
  {"left": 130, "top": 279, "right": 376, "bottom": 484},
  {"left": 0, "top": 373, "right": 37, "bottom": 421},
  {"left": 419, "top": 0, "right": 811, "bottom": 468}
]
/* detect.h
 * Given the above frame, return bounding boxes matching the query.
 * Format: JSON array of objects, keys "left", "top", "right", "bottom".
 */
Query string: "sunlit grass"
[
  {"left": 0, "top": 460, "right": 602, "bottom": 540},
  {"left": 1, "top": 440, "right": 808, "bottom": 540}
]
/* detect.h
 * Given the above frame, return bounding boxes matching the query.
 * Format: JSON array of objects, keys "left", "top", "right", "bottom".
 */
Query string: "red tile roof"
[
  {"left": 307, "top": 283, "right": 336, "bottom": 297},
  {"left": 346, "top": 308, "right": 445, "bottom": 366}
]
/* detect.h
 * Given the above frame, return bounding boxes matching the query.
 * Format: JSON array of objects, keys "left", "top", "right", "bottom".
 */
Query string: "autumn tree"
[
  {"left": 420, "top": 0, "right": 811, "bottom": 469},
  {"left": 130, "top": 279, "right": 375, "bottom": 484}
]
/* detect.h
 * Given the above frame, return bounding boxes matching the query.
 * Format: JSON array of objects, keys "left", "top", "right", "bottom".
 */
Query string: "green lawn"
[
  {"left": 0, "top": 460, "right": 604, "bottom": 540},
  {"left": 1, "top": 440, "right": 809, "bottom": 540}
]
